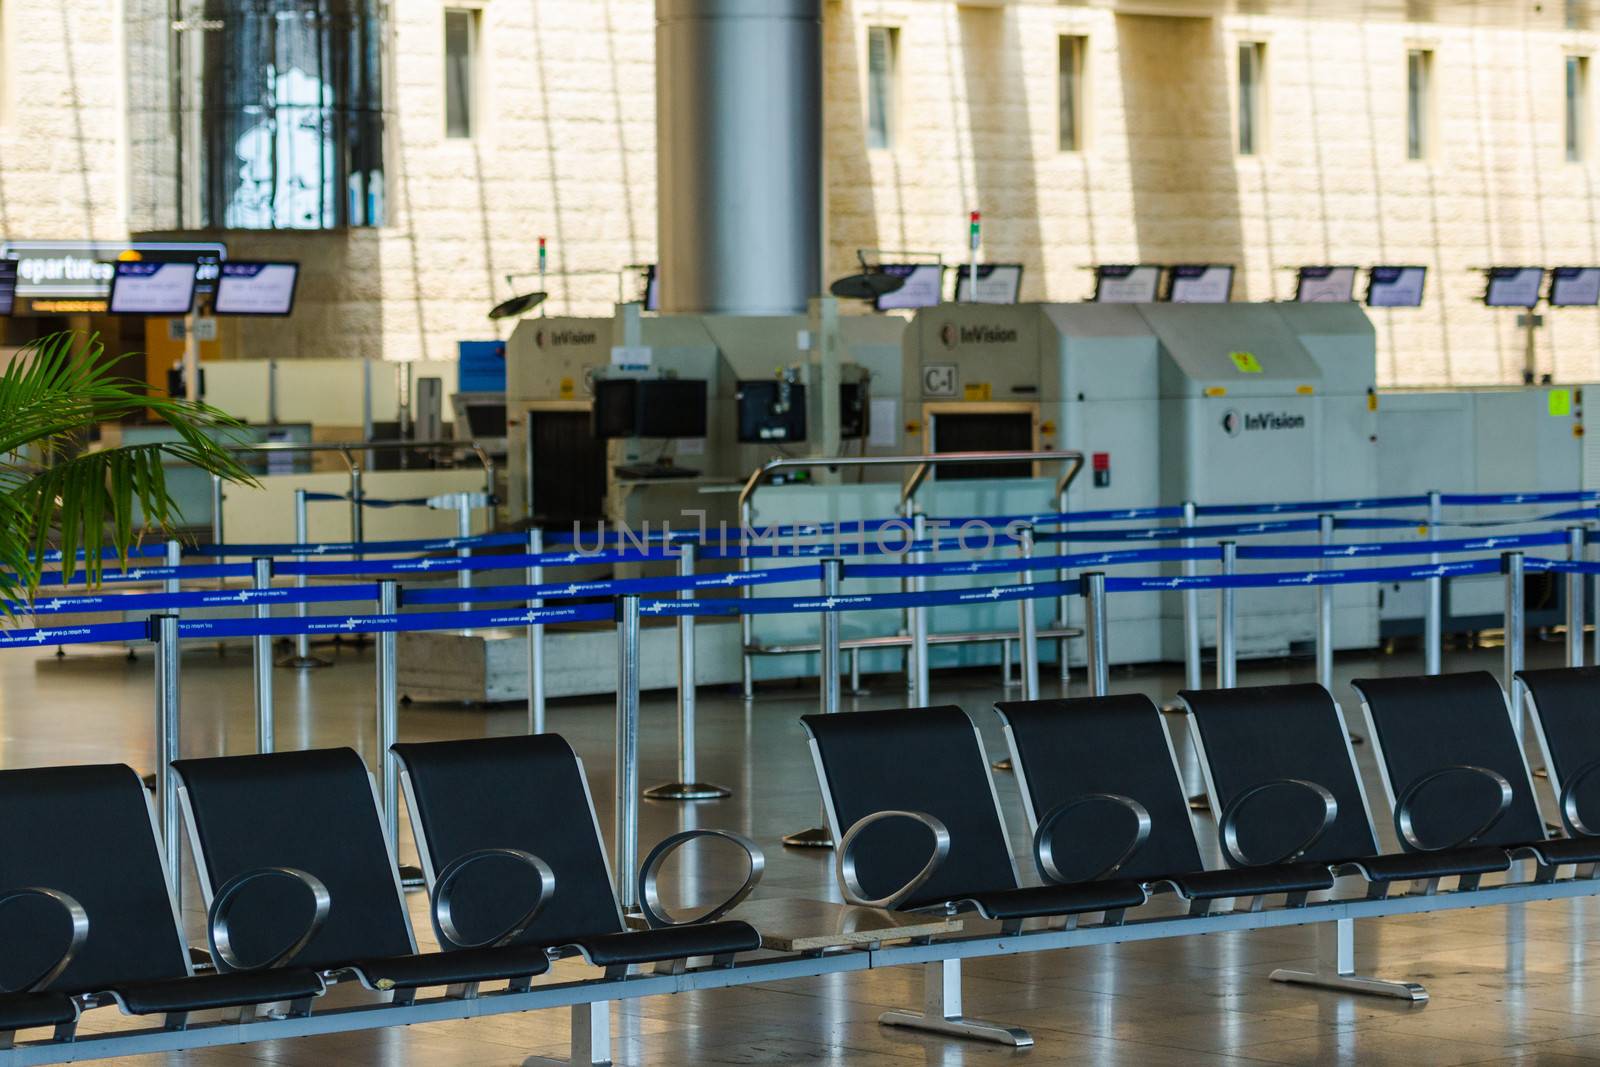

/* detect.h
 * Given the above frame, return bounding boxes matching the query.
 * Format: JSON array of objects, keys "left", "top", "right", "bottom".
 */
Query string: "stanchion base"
[
  {"left": 782, "top": 827, "right": 834, "bottom": 849},
  {"left": 399, "top": 865, "right": 426, "bottom": 891},
  {"left": 991, "top": 758, "right": 1013, "bottom": 773},
  {"left": 276, "top": 655, "right": 332, "bottom": 670},
  {"left": 643, "top": 782, "right": 732, "bottom": 801},
  {"left": 1188, "top": 793, "right": 1211, "bottom": 812}
]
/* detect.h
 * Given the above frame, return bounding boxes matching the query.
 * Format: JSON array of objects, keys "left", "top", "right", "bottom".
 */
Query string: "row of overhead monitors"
[{"left": 0, "top": 257, "right": 300, "bottom": 317}]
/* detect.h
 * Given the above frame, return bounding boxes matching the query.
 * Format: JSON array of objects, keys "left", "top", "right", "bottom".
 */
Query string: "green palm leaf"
[{"left": 0, "top": 331, "right": 258, "bottom": 611}]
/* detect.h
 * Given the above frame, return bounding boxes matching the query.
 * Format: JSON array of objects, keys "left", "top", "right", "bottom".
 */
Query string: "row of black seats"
[
  {"left": 0, "top": 735, "right": 763, "bottom": 1049},
  {"left": 804, "top": 669, "right": 1600, "bottom": 928}
]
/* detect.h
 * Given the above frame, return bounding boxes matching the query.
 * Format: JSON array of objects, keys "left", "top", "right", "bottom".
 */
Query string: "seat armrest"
[
  {"left": 835, "top": 810, "right": 950, "bottom": 910},
  {"left": 1220, "top": 778, "right": 1338, "bottom": 867},
  {"left": 0, "top": 887, "right": 89, "bottom": 993},
  {"left": 208, "top": 867, "right": 331, "bottom": 971},
  {"left": 638, "top": 829, "right": 765, "bottom": 930},
  {"left": 1559, "top": 758, "right": 1600, "bottom": 837},
  {"left": 432, "top": 848, "right": 555, "bottom": 950},
  {"left": 1394, "top": 764, "right": 1513, "bottom": 852},
  {"left": 1033, "top": 793, "right": 1151, "bottom": 886}
]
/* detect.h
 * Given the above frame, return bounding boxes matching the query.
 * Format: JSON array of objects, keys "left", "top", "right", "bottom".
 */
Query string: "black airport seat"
[
  {"left": 996, "top": 695, "right": 1335, "bottom": 911},
  {"left": 0, "top": 763, "right": 324, "bottom": 1045},
  {"left": 173, "top": 748, "right": 555, "bottom": 997},
  {"left": 1181, "top": 684, "right": 1513, "bottom": 893},
  {"left": 392, "top": 735, "right": 762, "bottom": 970},
  {"left": 1518, "top": 667, "right": 1600, "bottom": 841},
  {"left": 1354, "top": 672, "right": 1600, "bottom": 876},
  {"left": 801, "top": 706, "right": 1149, "bottom": 932}
]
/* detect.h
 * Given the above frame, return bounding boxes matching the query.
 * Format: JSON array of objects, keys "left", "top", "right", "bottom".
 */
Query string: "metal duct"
[{"left": 656, "top": 0, "right": 822, "bottom": 315}]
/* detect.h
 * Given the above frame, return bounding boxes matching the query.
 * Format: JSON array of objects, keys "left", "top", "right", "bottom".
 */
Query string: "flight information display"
[
  {"left": 1484, "top": 267, "right": 1545, "bottom": 308},
  {"left": 1092, "top": 264, "right": 1162, "bottom": 303},
  {"left": 1366, "top": 266, "right": 1427, "bottom": 308},
  {"left": 214, "top": 262, "right": 300, "bottom": 316},
  {"left": 1549, "top": 267, "right": 1600, "bottom": 307},
  {"left": 953, "top": 263, "right": 1023, "bottom": 304},
  {"left": 108, "top": 261, "right": 198, "bottom": 315},
  {"left": 875, "top": 264, "right": 946, "bottom": 310},
  {"left": 0, "top": 260, "right": 16, "bottom": 316},
  {"left": 1295, "top": 266, "right": 1357, "bottom": 303},
  {"left": 1166, "top": 264, "right": 1234, "bottom": 303}
]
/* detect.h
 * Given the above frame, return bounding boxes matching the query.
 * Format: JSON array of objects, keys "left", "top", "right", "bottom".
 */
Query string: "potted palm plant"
[{"left": 1, "top": 332, "right": 257, "bottom": 609}]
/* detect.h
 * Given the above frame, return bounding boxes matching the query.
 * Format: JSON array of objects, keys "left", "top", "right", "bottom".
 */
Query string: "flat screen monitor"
[
  {"left": 1166, "top": 264, "right": 1234, "bottom": 303},
  {"left": 1366, "top": 265, "right": 1427, "bottom": 308},
  {"left": 1295, "top": 266, "right": 1357, "bottom": 303},
  {"left": 1484, "top": 267, "right": 1545, "bottom": 308},
  {"left": 0, "top": 260, "right": 16, "bottom": 316},
  {"left": 1549, "top": 267, "right": 1600, "bottom": 307},
  {"left": 214, "top": 261, "right": 300, "bottom": 315},
  {"left": 636, "top": 379, "right": 707, "bottom": 438},
  {"left": 1092, "top": 265, "right": 1162, "bottom": 304},
  {"left": 591, "top": 379, "right": 638, "bottom": 439},
  {"left": 952, "top": 264, "right": 1023, "bottom": 304},
  {"left": 874, "top": 264, "right": 945, "bottom": 310},
  {"left": 108, "top": 260, "right": 198, "bottom": 315}
]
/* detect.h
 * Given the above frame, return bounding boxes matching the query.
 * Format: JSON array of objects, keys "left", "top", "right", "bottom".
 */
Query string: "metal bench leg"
[
  {"left": 1269, "top": 918, "right": 1428, "bottom": 1002},
  {"left": 570, "top": 1000, "right": 612, "bottom": 1066},
  {"left": 879, "top": 959, "right": 1033, "bottom": 1047}
]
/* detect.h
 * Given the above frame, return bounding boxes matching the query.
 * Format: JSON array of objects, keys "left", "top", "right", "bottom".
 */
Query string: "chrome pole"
[
  {"left": 290, "top": 489, "right": 312, "bottom": 665},
  {"left": 1425, "top": 490, "right": 1442, "bottom": 675},
  {"left": 784, "top": 559, "right": 841, "bottom": 848},
  {"left": 1217, "top": 540, "right": 1237, "bottom": 690},
  {"left": 739, "top": 500, "right": 754, "bottom": 702},
  {"left": 1056, "top": 484, "right": 1071, "bottom": 685},
  {"left": 526, "top": 528, "right": 546, "bottom": 734},
  {"left": 376, "top": 580, "right": 400, "bottom": 850},
  {"left": 455, "top": 494, "right": 473, "bottom": 609},
  {"left": 910, "top": 512, "right": 930, "bottom": 705},
  {"left": 1181, "top": 501, "right": 1201, "bottom": 690},
  {"left": 1569, "top": 527, "right": 1586, "bottom": 668},
  {"left": 210, "top": 474, "right": 224, "bottom": 553},
  {"left": 251, "top": 557, "right": 275, "bottom": 753},
  {"left": 614, "top": 594, "right": 643, "bottom": 909},
  {"left": 153, "top": 611, "right": 181, "bottom": 902},
  {"left": 1018, "top": 524, "right": 1039, "bottom": 702},
  {"left": 350, "top": 464, "right": 365, "bottom": 557},
  {"left": 1082, "top": 572, "right": 1109, "bottom": 697},
  {"left": 1316, "top": 514, "right": 1335, "bottom": 691},
  {"left": 647, "top": 543, "right": 730, "bottom": 800},
  {"left": 1504, "top": 551, "right": 1526, "bottom": 742}
]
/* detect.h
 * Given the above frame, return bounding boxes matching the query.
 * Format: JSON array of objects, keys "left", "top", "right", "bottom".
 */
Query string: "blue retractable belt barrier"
[
  {"left": 638, "top": 579, "right": 1080, "bottom": 619},
  {"left": 0, "top": 620, "right": 151, "bottom": 647},
  {"left": 1528, "top": 558, "right": 1600, "bottom": 576},
  {"left": 33, "top": 544, "right": 170, "bottom": 565},
  {"left": 175, "top": 601, "right": 613, "bottom": 640},
  {"left": 1439, "top": 490, "right": 1600, "bottom": 506},
  {"left": 1237, "top": 530, "right": 1568, "bottom": 560},
  {"left": 1104, "top": 557, "right": 1502, "bottom": 592},
  {"left": 194, "top": 530, "right": 530, "bottom": 557},
  {"left": 1038, "top": 518, "right": 1320, "bottom": 543},
  {"left": 31, "top": 563, "right": 254, "bottom": 587},
  {"left": 301, "top": 491, "right": 346, "bottom": 502},
  {"left": 1195, "top": 495, "right": 1431, "bottom": 517},
  {"left": 18, "top": 583, "right": 382, "bottom": 617},
  {"left": 277, "top": 546, "right": 678, "bottom": 577},
  {"left": 401, "top": 564, "right": 822, "bottom": 605},
  {"left": 845, "top": 545, "right": 1218, "bottom": 580}
]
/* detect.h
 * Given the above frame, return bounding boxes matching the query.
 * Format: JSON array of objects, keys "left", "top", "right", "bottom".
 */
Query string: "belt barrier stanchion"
[
  {"left": 210, "top": 474, "right": 225, "bottom": 558},
  {"left": 739, "top": 503, "right": 755, "bottom": 702},
  {"left": 614, "top": 593, "right": 643, "bottom": 909},
  {"left": 152, "top": 612, "right": 181, "bottom": 902},
  {"left": 282, "top": 488, "right": 329, "bottom": 668},
  {"left": 250, "top": 558, "right": 275, "bottom": 753},
  {"left": 1568, "top": 526, "right": 1586, "bottom": 668},
  {"left": 646, "top": 543, "right": 729, "bottom": 801},
  {"left": 1503, "top": 551, "right": 1526, "bottom": 742},
  {"left": 455, "top": 494, "right": 473, "bottom": 609},
  {"left": 785, "top": 559, "right": 842, "bottom": 849},
  {"left": 1018, "top": 524, "right": 1039, "bottom": 701},
  {"left": 910, "top": 512, "right": 930, "bottom": 706},
  {"left": 526, "top": 528, "right": 546, "bottom": 734},
  {"left": 349, "top": 464, "right": 365, "bottom": 558},
  {"left": 1316, "top": 514, "right": 1335, "bottom": 691},
  {"left": 1082, "top": 572, "right": 1109, "bottom": 697},
  {"left": 1425, "top": 490, "right": 1443, "bottom": 675},
  {"left": 1217, "top": 540, "right": 1237, "bottom": 689},
  {"left": 1181, "top": 501, "right": 1202, "bottom": 690},
  {"left": 376, "top": 580, "right": 400, "bottom": 850}
]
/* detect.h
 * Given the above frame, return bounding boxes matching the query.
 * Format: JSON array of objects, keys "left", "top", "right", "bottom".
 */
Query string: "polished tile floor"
[{"left": 6, "top": 631, "right": 1600, "bottom": 1066}]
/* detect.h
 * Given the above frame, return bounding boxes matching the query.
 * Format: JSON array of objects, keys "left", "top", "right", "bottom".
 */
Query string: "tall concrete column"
[{"left": 656, "top": 0, "right": 822, "bottom": 315}]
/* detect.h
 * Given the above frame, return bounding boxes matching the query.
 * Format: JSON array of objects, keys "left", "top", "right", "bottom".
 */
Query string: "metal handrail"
[{"left": 736, "top": 449, "right": 1087, "bottom": 523}]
